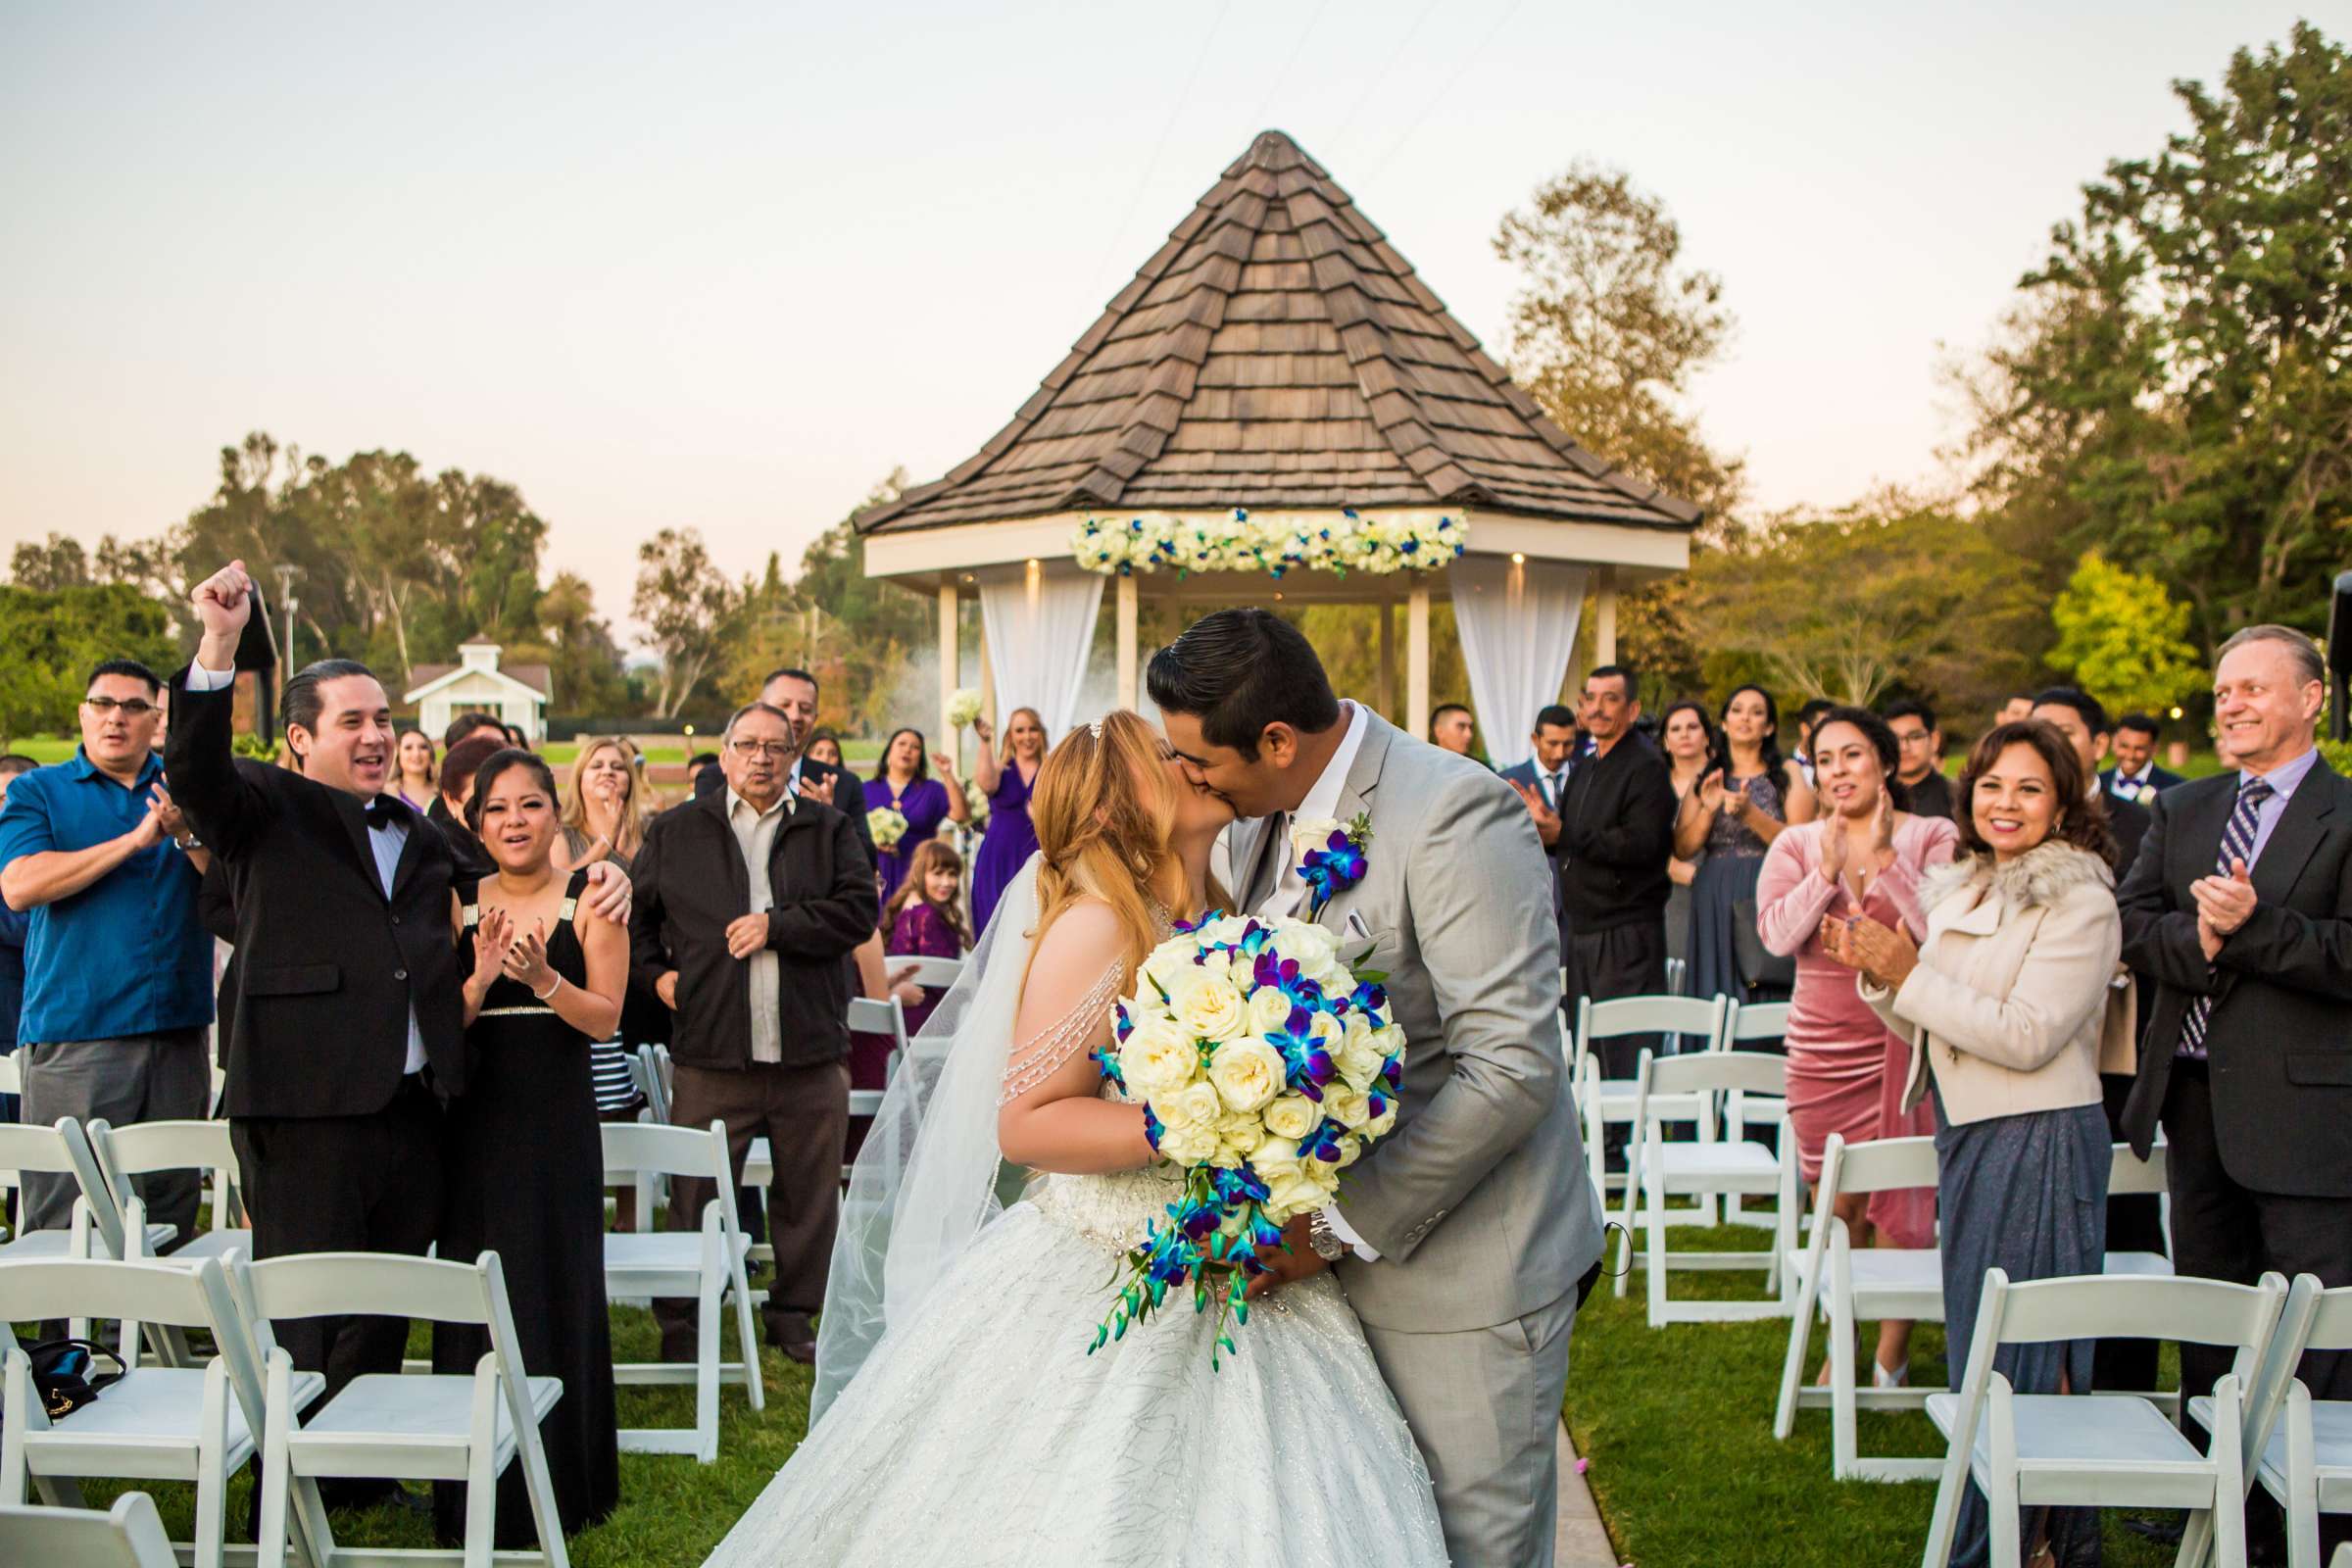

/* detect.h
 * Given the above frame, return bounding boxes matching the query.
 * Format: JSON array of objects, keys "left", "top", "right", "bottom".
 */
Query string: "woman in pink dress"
[{"left": 1756, "top": 705, "right": 1958, "bottom": 1389}]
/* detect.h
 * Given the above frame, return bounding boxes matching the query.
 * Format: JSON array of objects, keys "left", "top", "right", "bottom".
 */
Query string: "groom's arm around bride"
[{"left": 1150, "top": 609, "right": 1603, "bottom": 1568}]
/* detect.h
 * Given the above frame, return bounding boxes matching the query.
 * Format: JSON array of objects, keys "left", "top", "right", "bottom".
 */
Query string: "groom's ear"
[{"left": 1257, "top": 723, "right": 1298, "bottom": 769}]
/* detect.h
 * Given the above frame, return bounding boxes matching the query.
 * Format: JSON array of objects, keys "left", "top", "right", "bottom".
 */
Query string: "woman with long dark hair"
[
  {"left": 1755, "top": 706, "right": 1957, "bottom": 1389},
  {"left": 1657, "top": 700, "right": 1715, "bottom": 983},
  {"left": 862, "top": 727, "right": 969, "bottom": 907},
  {"left": 1678, "top": 684, "right": 1815, "bottom": 1004}
]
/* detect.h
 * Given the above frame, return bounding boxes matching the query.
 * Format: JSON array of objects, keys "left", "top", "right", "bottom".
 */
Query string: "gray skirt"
[{"left": 1935, "top": 1091, "right": 2112, "bottom": 1567}]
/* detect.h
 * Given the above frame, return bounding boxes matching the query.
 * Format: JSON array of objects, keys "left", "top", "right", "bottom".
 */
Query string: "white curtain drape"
[
  {"left": 977, "top": 562, "right": 1105, "bottom": 739},
  {"left": 1448, "top": 557, "right": 1588, "bottom": 771}
]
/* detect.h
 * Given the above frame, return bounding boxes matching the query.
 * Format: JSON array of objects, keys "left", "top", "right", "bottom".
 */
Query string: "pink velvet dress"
[{"left": 1754, "top": 812, "right": 1959, "bottom": 1249}]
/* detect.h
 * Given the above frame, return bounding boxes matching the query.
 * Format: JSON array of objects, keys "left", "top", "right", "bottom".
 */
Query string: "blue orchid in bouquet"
[{"left": 1088, "top": 909, "right": 1405, "bottom": 1369}]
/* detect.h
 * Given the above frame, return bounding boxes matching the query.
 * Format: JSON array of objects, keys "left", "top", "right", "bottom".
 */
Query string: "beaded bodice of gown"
[{"left": 1705, "top": 769, "right": 1786, "bottom": 858}]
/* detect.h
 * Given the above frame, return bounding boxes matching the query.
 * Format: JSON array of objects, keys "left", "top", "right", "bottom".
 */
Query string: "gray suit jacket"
[{"left": 1228, "top": 710, "right": 1604, "bottom": 1332}]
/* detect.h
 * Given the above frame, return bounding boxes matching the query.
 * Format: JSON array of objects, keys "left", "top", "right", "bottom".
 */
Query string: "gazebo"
[{"left": 857, "top": 128, "right": 1698, "bottom": 771}]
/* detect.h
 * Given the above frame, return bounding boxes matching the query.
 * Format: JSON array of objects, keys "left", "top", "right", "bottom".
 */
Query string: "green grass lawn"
[
  {"left": 1564, "top": 1219, "right": 2181, "bottom": 1567},
  {"left": 68, "top": 1306, "right": 810, "bottom": 1567}
]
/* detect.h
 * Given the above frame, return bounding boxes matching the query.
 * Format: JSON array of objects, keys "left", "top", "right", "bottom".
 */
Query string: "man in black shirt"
[{"left": 1885, "top": 699, "right": 1953, "bottom": 820}]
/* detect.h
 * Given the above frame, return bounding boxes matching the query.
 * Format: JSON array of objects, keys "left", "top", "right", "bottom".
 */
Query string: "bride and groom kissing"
[{"left": 706, "top": 609, "right": 1605, "bottom": 1568}]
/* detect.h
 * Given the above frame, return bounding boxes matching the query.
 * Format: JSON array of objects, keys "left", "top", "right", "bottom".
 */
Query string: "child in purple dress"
[{"left": 846, "top": 840, "right": 972, "bottom": 1162}]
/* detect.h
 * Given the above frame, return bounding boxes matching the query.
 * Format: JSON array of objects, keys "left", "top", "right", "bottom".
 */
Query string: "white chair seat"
[
  {"left": 2187, "top": 1393, "right": 2352, "bottom": 1500},
  {"left": 604, "top": 1229, "right": 752, "bottom": 1292},
  {"left": 295, "top": 1371, "right": 561, "bottom": 1475},
  {"left": 0, "top": 1230, "right": 78, "bottom": 1260},
  {"left": 158, "top": 1230, "right": 251, "bottom": 1265},
  {"left": 2104, "top": 1250, "right": 2174, "bottom": 1279},
  {"left": 1929, "top": 1392, "right": 2211, "bottom": 1494},
  {"left": 34, "top": 1367, "right": 323, "bottom": 1475},
  {"left": 1648, "top": 1141, "right": 1781, "bottom": 1190}
]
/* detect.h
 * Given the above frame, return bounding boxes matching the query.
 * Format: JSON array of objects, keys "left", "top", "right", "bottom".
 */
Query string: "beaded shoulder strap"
[{"left": 999, "top": 959, "right": 1124, "bottom": 1106}]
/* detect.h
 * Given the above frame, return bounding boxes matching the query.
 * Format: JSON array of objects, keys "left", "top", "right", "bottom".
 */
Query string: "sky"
[{"left": 2, "top": 1, "right": 2338, "bottom": 647}]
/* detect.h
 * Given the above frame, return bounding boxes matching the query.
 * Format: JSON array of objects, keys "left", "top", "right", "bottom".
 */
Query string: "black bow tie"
[{"left": 364, "top": 797, "right": 403, "bottom": 829}]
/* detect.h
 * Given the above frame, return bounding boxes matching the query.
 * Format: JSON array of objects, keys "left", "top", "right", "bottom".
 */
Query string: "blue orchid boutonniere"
[{"left": 1291, "top": 810, "right": 1373, "bottom": 921}]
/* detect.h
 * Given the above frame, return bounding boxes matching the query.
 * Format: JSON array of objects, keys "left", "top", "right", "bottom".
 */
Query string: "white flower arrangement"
[
  {"left": 1070, "top": 509, "right": 1468, "bottom": 580},
  {"left": 867, "top": 806, "right": 909, "bottom": 851},
  {"left": 945, "top": 688, "right": 984, "bottom": 729}
]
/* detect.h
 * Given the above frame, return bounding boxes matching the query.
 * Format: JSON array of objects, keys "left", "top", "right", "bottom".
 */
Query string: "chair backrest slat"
[
  {"left": 1829, "top": 1133, "right": 1939, "bottom": 1197},
  {"left": 2107, "top": 1141, "right": 2167, "bottom": 1197},
  {"left": 0, "top": 1256, "right": 215, "bottom": 1329},
  {"left": 601, "top": 1119, "right": 733, "bottom": 1185},
  {"left": 1646, "top": 1048, "right": 1788, "bottom": 1101},
  {"left": 242, "top": 1251, "right": 493, "bottom": 1326},
  {"left": 883, "top": 955, "right": 964, "bottom": 989},
  {"left": 0, "top": 1492, "right": 180, "bottom": 1568},
  {"left": 846, "top": 996, "right": 905, "bottom": 1042},
  {"left": 1992, "top": 1271, "right": 2284, "bottom": 1349}
]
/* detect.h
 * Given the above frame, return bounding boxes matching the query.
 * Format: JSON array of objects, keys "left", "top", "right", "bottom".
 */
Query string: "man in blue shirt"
[{"left": 0, "top": 660, "right": 214, "bottom": 1241}]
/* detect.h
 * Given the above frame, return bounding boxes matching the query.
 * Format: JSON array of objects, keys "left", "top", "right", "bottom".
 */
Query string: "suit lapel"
[
  {"left": 1238, "top": 817, "right": 1284, "bottom": 913},
  {"left": 1309, "top": 712, "right": 1396, "bottom": 934},
  {"left": 2249, "top": 760, "right": 2340, "bottom": 906},
  {"left": 328, "top": 792, "right": 387, "bottom": 901}
]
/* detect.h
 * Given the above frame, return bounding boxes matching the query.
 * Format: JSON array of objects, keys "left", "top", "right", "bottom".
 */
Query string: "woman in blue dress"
[
  {"left": 862, "top": 727, "right": 968, "bottom": 910},
  {"left": 1675, "top": 684, "right": 1815, "bottom": 1006},
  {"left": 966, "top": 706, "right": 1046, "bottom": 935}
]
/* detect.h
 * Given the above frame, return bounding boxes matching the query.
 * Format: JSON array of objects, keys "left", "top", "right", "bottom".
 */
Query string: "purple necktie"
[{"left": 2176, "top": 776, "right": 2275, "bottom": 1060}]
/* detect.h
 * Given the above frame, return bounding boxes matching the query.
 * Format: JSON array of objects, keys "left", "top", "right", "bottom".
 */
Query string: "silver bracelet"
[{"left": 532, "top": 973, "right": 563, "bottom": 1002}]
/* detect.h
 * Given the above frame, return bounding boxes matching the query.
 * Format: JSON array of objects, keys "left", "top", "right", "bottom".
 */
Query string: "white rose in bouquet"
[
  {"left": 1205, "top": 1037, "right": 1285, "bottom": 1113},
  {"left": 867, "top": 807, "right": 908, "bottom": 851},
  {"left": 945, "top": 688, "right": 984, "bottom": 729},
  {"left": 1116, "top": 1017, "right": 1199, "bottom": 1101},
  {"left": 1260, "top": 1092, "right": 1319, "bottom": 1142}
]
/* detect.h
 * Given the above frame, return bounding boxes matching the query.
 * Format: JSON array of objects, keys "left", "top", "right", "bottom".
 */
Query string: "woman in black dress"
[{"left": 435, "top": 749, "right": 626, "bottom": 1546}]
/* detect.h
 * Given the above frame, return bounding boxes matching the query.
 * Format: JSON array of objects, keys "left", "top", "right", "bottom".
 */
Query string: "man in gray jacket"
[{"left": 1152, "top": 609, "right": 1604, "bottom": 1568}]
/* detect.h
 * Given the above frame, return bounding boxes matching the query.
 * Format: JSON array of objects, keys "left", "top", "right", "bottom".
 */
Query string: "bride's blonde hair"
[{"left": 1027, "top": 710, "right": 1195, "bottom": 989}]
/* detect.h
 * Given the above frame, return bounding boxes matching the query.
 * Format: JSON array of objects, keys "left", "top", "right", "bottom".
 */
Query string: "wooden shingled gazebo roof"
[{"left": 860, "top": 129, "right": 1700, "bottom": 536}]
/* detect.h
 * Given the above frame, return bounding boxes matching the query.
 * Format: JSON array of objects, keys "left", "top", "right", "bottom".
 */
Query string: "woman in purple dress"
[
  {"left": 861, "top": 727, "right": 968, "bottom": 910},
  {"left": 966, "top": 706, "right": 1046, "bottom": 935}
]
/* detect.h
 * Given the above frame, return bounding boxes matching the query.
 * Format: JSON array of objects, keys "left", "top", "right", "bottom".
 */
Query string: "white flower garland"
[{"left": 1071, "top": 509, "right": 1467, "bottom": 579}]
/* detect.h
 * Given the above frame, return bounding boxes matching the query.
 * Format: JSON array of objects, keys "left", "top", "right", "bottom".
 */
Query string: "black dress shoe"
[
  {"left": 2122, "top": 1513, "right": 2184, "bottom": 1546},
  {"left": 779, "top": 1339, "right": 817, "bottom": 1366}
]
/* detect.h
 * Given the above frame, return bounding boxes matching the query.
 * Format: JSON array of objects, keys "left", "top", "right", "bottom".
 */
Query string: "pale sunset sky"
[{"left": 2, "top": 2, "right": 2334, "bottom": 643}]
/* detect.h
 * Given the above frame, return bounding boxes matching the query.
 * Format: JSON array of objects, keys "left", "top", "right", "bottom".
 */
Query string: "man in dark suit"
[
  {"left": 2104, "top": 710, "right": 2187, "bottom": 806},
  {"left": 1499, "top": 704, "right": 1580, "bottom": 965},
  {"left": 169, "top": 562, "right": 631, "bottom": 1452},
  {"left": 2032, "top": 688, "right": 2152, "bottom": 875},
  {"left": 1550, "top": 668, "right": 1676, "bottom": 1166},
  {"left": 2119, "top": 625, "right": 2352, "bottom": 1559}
]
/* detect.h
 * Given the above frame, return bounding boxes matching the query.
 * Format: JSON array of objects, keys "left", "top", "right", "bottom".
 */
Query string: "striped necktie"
[{"left": 2176, "top": 775, "right": 2276, "bottom": 1060}]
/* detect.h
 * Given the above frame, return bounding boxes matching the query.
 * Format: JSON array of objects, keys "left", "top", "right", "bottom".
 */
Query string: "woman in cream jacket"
[{"left": 1826, "top": 719, "right": 2128, "bottom": 1568}]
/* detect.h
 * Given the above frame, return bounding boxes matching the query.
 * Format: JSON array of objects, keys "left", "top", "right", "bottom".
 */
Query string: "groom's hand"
[{"left": 1245, "top": 1212, "right": 1331, "bottom": 1299}]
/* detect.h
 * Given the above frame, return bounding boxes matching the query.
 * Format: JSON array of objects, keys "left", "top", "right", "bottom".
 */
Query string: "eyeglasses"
[
  {"left": 728, "top": 739, "right": 794, "bottom": 760},
  {"left": 84, "top": 697, "right": 159, "bottom": 717}
]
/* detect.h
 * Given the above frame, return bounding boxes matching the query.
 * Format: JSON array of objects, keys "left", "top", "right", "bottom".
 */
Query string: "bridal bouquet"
[
  {"left": 1091, "top": 912, "right": 1404, "bottom": 1366},
  {"left": 867, "top": 807, "right": 908, "bottom": 851}
]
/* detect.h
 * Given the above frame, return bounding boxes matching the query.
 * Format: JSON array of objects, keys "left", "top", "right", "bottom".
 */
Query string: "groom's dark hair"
[{"left": 1148, "top": 608, "right": 1340, "bottom": 759}]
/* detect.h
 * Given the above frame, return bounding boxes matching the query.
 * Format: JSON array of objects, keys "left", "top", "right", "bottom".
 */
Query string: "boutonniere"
[
  {"left": 1292, "top": 810, "right": 1373, "bottom": 920},
  {"left": 2110, "top": 778, "right": 2140, "bottom": 803}
]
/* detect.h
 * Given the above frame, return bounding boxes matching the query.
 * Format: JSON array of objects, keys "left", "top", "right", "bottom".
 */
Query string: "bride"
[{"left": 702, "top": 711, "right": 1447, "bottom": 1566}]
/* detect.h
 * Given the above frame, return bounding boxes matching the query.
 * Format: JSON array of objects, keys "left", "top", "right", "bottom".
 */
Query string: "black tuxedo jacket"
[
  {"left": 2118, "top": 755, "right": 2352, "bottom": 1195},
  {"left": 166, "top": 673, "right": 467, "bottom": 1118},
  {"left": 2103, "top": 790, "right": 2152, "bottom": 882},
  {"left": 1554, "top": 733, "right": 1676, "bottom": 933}
]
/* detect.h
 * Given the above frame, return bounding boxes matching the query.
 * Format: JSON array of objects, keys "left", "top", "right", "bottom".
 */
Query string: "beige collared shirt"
[{"left": 726, "top": 788, "right": 792, "bottom": 1065}]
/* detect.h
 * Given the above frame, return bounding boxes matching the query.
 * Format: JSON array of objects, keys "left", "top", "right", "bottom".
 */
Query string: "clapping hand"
[
  {"left": 501, "top": 920, "right": 555, "bottom": 995},
  {"left": 471, "top": 906, "right": 514, "bottom": 988},
  {"left": 1818, "top": 812, "right": 1851, "bottom": 888},
  {"left": 1509, "top": 779, "right": 1562, "bottom": 846},
  {"left": 1831, "top": 913, "right": 1917, "bottom": 991},
  {"left": 726, "top": 911, "right": 770, "bottom": 959},
  {"left": 2191, "top": 856, "right": 2258, "bottom": 956},
  {"left": 1696, "top": 768, "right": 1728, "bottom": 816},
  {"left": 1868, "top": 785, "right": 1897, "bottom": 858}
]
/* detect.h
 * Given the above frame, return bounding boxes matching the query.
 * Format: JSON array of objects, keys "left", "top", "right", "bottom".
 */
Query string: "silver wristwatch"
[{"left": 1306, "top": 1209, "right": 1346, "bottom": 1263}]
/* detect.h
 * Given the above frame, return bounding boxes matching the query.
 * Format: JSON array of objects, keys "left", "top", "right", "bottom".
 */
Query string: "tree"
[
  {"left": 530, "top": 570, "right": 630, "bottom": 718},
  {"left": 1494, "top": 161, "right": 1747, "bottom": 695},
  {"left": 1953, "top": 23, "right": 2352, "bottom": 654},
  {"left": 787, "top": 470, "right": 939, "bottom": 735},
  {"left": 10, "top": 533, "right": 92, "bottom": 591},
  {"left": 0, "top": 584, "right": 179, "bottom": 746},
  {"left": 2045, "top": 552, "right": 2207, "bottom": 718},
  {"left": 1688, "top": 498, "right": 2042, "bottom": 716},
  {"left": 632, "top": 527, "right": 742, "bottom": 719}
]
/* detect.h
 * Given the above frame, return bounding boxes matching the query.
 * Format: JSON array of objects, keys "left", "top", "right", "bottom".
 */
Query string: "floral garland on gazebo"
[{"left": 1071, "top": 509, "right": 1467, "bottom": 578}]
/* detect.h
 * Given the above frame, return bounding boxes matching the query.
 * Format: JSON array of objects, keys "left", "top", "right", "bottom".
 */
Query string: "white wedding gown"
[{"left": 701, "top": 1086, "right": 1450, "bottom": 1567}]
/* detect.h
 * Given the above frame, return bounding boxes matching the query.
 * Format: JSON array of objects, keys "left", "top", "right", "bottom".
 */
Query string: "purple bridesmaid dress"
[{"left": 969, "top": 760, "right": 1039, "bottom": 936}]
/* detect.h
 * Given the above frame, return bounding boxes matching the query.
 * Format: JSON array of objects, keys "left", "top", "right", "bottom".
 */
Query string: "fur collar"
[{"left": 1921, "top": 839, "right": 2112, "bottom": 916}]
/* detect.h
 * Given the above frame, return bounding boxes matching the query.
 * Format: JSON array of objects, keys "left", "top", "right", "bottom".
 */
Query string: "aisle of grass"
[
  {"left": 73, "top": 1305, "right": 811, "bottom": 1568},
  {"left": 1563, "top": 1222, "right": 2180, "bottom": 1567}
]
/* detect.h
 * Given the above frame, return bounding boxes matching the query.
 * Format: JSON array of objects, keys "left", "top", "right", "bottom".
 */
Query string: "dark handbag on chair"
[
  {"left": 1730, "top": 897, "right": 1796, "bottom": 991},
  {"left": 24, "top": 1337, "right": 126, "bottom": 1419}
]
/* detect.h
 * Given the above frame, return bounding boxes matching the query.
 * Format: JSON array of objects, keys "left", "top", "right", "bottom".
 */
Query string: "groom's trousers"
[{"left": 1359, "top": 1285, "right": 1580, "bottom": 1568}]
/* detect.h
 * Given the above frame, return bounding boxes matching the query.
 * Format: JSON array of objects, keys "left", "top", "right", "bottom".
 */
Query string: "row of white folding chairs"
[
  {"left": 1572, "top": 992, "right": 1790, "bottom": 1208},
  {"left": 1921, "top": 1269, "right": 2352, "bottom": 1568},
  {"left": 0, "top": 1249, "right": 563, "bottom": 1568},
  {"left": 1771, "top": 1131, "right": 2173, "bottom": 1483}
]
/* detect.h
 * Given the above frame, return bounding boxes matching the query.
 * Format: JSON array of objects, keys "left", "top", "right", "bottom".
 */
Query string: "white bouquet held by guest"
[
  {"left": 866, "top": 806, "right": 908, "bottom": 851},
  {"left": 1096, "top": 910, "right": 1402, "bottom": 1364},
  {"left": 945, "top": 688, "right": 985, "bottom": 729}
]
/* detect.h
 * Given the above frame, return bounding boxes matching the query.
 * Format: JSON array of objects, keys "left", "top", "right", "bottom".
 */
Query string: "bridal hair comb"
[{"left": 1088, "top": 720, "right": 1103, "bottom": 740}]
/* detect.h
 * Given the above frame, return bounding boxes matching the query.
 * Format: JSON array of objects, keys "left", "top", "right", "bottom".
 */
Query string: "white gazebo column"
[
  {"left": 1376, "top": 600, "right": 1396, "bottom": 720},
  {"left": 937, "top": 580, "right": 960, "bottom": 774},
  {"left": 1406, "top": 582, "right": 1431, "bottom": 739},
  {"left": 977, "top": 616, "right": 997, "bottom": 735},
  {"left": 1593, "top": 564, "right": 1618, "bottom": 665},
  {"left": 1115, "top": 574, "right": 1139, "bottom": 711}
]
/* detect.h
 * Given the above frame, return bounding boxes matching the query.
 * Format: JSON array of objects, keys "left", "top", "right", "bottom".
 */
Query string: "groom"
[{"left": 1152, "top": 609, "right": 1605, "bottom": 1567}]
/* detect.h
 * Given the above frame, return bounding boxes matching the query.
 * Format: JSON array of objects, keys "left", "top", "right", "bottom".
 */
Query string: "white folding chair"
[
  {"left": 600, "top": 1120, "right": 764, "bottom": 1461},
  {"left": 1922, "top": 1269, "right": 2289, "bottom": 1568},
  {"left": 0, "top": 1118, "right": 164, "bottom": 1265},
  {"left": 237, "top": 1250, "right": 566, "bottom": 1568},
  {"left": 0, "top": 1054, "right": 18, "bottom": 1098},
  {"left": 881, "top": 954, "right": 964, "bottom": 991},
  {"left": 0, "top": 1255, "right": 327, "bottom": 1568},
  {"left": 1617, "top": 1048, "right": 1795, "bottom": 1325},
  {"left": 1775, "top": 1133, "right": 1946, "bottom": 1480},
  {"left": 0, "top": 1491, "right": 179, "bottom": 1568},
  {"left": 89, "top": 1119, "right": 250, "bottom": 1268},
  {"left": 1573, "top": 994, "right": 1731, "bottom": 1208},
  {"left": 1664, "top": 956, "right": 1688, "bottom": 996},
  {"left": 1726, "top": 999, "right": 1790, "bottom": 1051},
  {"left": 637, "top": 1043, "right": 672, "bottom": 1126},
  {"left": 2103, "top": 1141, "right": 2173, "bottom": 1279},
  {"left": 2182, "top": 1275, "right": 2352, "bottom": 1568}
]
